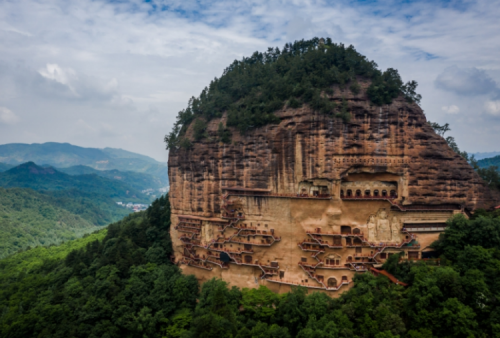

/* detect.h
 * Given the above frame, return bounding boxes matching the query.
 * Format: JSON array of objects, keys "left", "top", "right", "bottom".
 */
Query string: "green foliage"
[
  {"left": 57, "top": 165, "right": 168, "bottom": 192},
  {"left": 474, "top": 164, "right": 500, "bottom": 190},
  {"left": 2, "top": 197, "right": 500, "bottom": 337},
  {"left": 401, "top": 80, "right": 422, "bottom": 104},
  {"left": 166, "top": 38, "right": 420, "bottom": 149},
  {"left": 0, "top": 187, "right": 127, "bottom": 258},
  {"left": 349, "top": 80, "right": 361, "bottom": 94},
  {"left": 241, "top": 285, "right": 279, "bottom": 320},
  {"left": 366, "top": 68, "right": 403, "bottom": 105},
  {"left": 0, "top": 228, "right": 106, "bottom": 278},
  {"left": 0, "top": 194, "right": 200, "bottom": 337},
  {"left": 428, "top": 122, "right": 451, "bottom": 137},
  {"left": 161, "top": 308, "right": 192, "bottom": 338},
  {"left": 180, "top": 138, "right": 193, "bottom": 149},
  {"left": 217, "top": 122, "right": 232, "bottom": 144},
  {"left": 193, "top": 118, "right": 208, "bottom": 141},
  {"left": 0, "top": 162, "right": 149, "bottom": 203}
]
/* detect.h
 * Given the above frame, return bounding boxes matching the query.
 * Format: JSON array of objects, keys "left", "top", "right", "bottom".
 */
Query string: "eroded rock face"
[
  {"left": 167, "top": 87, "right": 498, "bottom": 294},
  {"left": 169, "top": 90, "right": 495, "bottom": 216}
]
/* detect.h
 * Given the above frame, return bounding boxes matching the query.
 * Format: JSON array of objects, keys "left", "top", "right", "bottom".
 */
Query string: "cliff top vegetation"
[{"left": 166, "top": 37, "right": 421, "bottom": 149}]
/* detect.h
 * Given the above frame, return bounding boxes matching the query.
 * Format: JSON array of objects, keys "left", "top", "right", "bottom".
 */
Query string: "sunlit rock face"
[{"left": 168, "top": 85, "right": 498, "bottom": 294}]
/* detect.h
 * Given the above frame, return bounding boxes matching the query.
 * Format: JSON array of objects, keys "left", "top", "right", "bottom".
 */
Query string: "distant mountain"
[
  {"left": 477, "top": 155, "right": 500, "bottom": 169},
  {"left": 0, "top": 162, "right": 149, "bottom": 203},
  {"left": 0, "top": 142, "right": 168, "bottom": 182},
  {"left": 472, "top": 152, "right": 500, "bottom": 161},
  {"left": 101, "top": 147, "right": 161, "bottom": 164},
  {"left": 0, "top": 163, "right": 13, "bottom": 172},
  {"left": 56, "top": 165, "right": 167, "bottom": 192}
]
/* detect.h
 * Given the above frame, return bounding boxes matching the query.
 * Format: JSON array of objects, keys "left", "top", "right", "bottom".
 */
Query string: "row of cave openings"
[{"left": 340, "top": 189, "right": 397, "bottom": 198}]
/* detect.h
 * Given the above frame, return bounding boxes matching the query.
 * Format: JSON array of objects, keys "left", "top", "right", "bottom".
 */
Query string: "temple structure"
[{"left": 167, "top": 85, "right": 498, "bottom": 294}]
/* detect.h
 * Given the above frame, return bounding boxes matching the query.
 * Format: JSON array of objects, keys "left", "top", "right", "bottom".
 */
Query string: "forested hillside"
[
  {"left": 1, "top": 195, "right": 499, "bottom": 337},
  {"left": 0, "top": 187, "right": 129, "bottom": 258},
  {"left": 0, "top": 162, "right": 149, "bottom": 203},
  {"left": 478, "top": 155, "right": 500, "bottom": 169},
  {"left": 56, "top": 165, "right": 167, "bottom": 192}
]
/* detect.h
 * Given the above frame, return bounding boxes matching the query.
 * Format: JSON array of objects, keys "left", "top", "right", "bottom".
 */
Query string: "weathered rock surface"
[
  {"left": 168, "top": 86, "right": 498, "bottom": 294},
  {"left": 169, "top": 88, "right": 496, "bottom": 216}
]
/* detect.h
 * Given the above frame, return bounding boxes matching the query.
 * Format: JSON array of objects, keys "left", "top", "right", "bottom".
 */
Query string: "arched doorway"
[
  {"left": 347, "top": 189, "right": 352, "bottom": 197},
  {"left": 220, "top": 252, "right": 231, "bottom": 263},
  {"left": 382, "top": 190, "right": 387, "bottom": 197},
  {"left": 353, "top": 228, "right": 361, "bottom": 235},
  {"left": 374, "top": 190, "right": 379, "bottom": 197},
  {"left": 327, "top": 278, "right": 338, "bottom": 288},
  {"left": 341, "top": 226, "right": 351, "bottom": 234},
  {"left": 355, "top": 190, "right": 362, "bottom": 197},
  {"left": 365, "top": 190, "right": 371, "bottom": 197}
]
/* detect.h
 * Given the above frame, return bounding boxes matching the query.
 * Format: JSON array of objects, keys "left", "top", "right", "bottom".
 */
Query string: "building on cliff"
[{"left": 167, "top": 42, "right": 498, "bottom": 295}]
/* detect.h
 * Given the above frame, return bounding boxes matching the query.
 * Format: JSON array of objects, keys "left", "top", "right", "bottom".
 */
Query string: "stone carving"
[
  {"left": 367, "top": 211, "right": 402, "bottom": 243},
  {"left": 201, "top": 223, "right": 214, "bottom": 243},
  {"left": 391, "top": 216, "right": 401, "bottom": 243},
  {"left": 367, "top": 215, "right": 377, "bottom": 242},
  {"left": 377, "top": 210, "right": 391, "bottom": 242}
]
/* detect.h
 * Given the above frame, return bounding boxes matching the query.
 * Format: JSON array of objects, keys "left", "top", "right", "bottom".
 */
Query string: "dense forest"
[
  {"left": 165, "top": 37, "right": 421, "bottom": 149},
  {"left": 0, "top": 162, "right": 149, "bottom": 204},
  {"left": 1, "top": 194, "right": 499, "bottom": 338},
  {"left": 0, "top": 187, "right": 129, "bottom": 258}
]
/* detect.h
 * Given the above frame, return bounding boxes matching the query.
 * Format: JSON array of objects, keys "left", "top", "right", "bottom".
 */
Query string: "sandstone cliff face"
[
  {"left": 168, "top": 85, "right": 498, "bottom": 294},
  {"left": 168, "top": 87, "right": 496, "bottom": 217}
]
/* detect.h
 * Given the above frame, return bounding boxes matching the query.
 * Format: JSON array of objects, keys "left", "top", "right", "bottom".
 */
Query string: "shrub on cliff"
[{"left": 165, "top": 38, "right": 420, "bottom": 149}]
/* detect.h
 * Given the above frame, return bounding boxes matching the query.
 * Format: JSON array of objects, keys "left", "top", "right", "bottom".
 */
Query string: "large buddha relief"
[{"left": 366, "top": 209, "right": 402, "bottom": 243}]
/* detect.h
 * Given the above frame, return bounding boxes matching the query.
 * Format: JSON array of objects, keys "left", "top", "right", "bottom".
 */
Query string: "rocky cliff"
[{"left": 168, "top": 84, "right": 496, "bottom": 217}]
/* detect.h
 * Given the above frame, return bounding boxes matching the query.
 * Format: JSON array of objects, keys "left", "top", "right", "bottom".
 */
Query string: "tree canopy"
[
  {"left": 2, "top": 196, "right": 500, "bottom": 337},
  {"left": 166, "top": 38, "right": 421, "bottom": 149}
]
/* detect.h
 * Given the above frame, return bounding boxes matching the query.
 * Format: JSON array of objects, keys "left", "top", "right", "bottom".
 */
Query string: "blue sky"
[{"left": 0, "top": 0, "right": 499, "bottom": 161}]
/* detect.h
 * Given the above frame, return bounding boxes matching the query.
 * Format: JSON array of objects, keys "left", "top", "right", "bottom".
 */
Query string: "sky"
[{"left": 0, "top": 0, "right": 500, "bottom": 162}]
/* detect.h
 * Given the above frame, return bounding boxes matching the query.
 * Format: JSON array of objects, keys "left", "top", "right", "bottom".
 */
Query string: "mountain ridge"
[
  {"left": 0, "top": 142, "right": 168, "bottom": 181},
  {"left": 0, "top": 162, "right": 148, "bottom": 203}
]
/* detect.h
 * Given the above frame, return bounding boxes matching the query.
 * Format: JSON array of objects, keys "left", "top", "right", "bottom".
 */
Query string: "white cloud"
[
  {"left": 39, "top": 63, "right": 79, "bottom": 96},
  {"left": 39, "top": 64, "right": 76, "bottom": 86},
  {"left": 435, "top": 66, "right": 497, "bottom": 96},
  {"left": 0, "top": 107, "right": 20, "bottom": 124},
  {"left": 0, "top": 0, "right": 500, "bottom": 157},
  {"left": 441, "top": 105, "right": 460, "bottom": 114},
  {"left": 484, "top": 101, "right": 500, "bottom": 116}
]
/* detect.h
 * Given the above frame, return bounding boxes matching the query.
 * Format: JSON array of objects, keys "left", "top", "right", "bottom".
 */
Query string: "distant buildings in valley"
[
  {"left": 115, "top": 186, "right": 170, "bottom": 212},
  {"left": 116, "top": 202, "right": 150, "bottom": 212},
  {"left": 142, "top": 186, "right": 169, "bottom": 197}
]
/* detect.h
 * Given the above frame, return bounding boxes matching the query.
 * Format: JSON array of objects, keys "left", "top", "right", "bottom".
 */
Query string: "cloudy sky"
[{"left": 0, "top": 0, "right": 499, "bottom": 161}]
